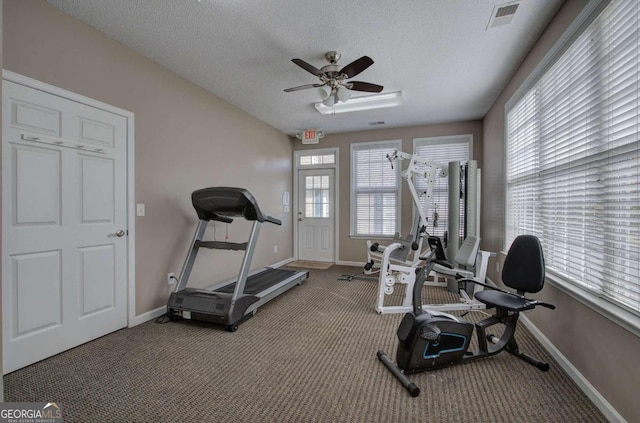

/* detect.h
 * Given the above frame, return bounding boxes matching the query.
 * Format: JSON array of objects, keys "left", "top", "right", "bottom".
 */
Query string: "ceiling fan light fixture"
[
  {"left": 336, "top": 86, "right": 351, "bottom": 103},
  {"left": 318, "top": 85, "right": 332, "bottom": 100},
  {"left": 315, "top": 91, "right": 402, "bottom": 115},
  {"left": 322, "top": 94, "right": 335, "bottom": 107}
]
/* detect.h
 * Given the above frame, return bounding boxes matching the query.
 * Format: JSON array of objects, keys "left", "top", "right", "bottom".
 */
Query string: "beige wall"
[
  {"left": 482, "top": 0, "right": 640, "bottom": 421},
  {"left": 293, "top": 121, "right": 482, "bottom": 263},
  {"left": 3, "top": 0, "right": 295, "bottom": 315}
]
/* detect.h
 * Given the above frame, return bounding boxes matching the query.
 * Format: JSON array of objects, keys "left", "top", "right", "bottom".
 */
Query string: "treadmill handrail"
[{"left": 266, "top": 215, "right": 281, "bottom": 225}]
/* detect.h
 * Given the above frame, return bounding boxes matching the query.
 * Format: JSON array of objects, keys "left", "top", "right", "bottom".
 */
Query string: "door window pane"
[{"left": 305, "top": 175, "right": 330, "bottom": 218}]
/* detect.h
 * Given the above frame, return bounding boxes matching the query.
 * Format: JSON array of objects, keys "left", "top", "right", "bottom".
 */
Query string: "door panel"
[
  {"left": 78, "top": 116, "right": 115, "bottom": 148},
  {"left": 79, "top": 245, "right": 115, "bottom": 317},
  {"left": 10, "top": 98, "right": 62, "bottom": 137},
  {"left": 2, "top": 80, "right": 128, "bottom": 373},
  {"left": 80, "top": 155, "right": 115, "bottom": 223},
  {"left": 13, "top": 251, "right": 62, "bottom": 336},
  {"left": 14, "top": 145, "right": 61, "bottom": 226},
  {"left": 298, "top": 169, "right": 334, "bottom": 262}
]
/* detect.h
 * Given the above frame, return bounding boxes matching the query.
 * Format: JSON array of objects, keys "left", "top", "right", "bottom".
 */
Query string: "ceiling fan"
[{"left": 284, "top": 51, "right": 384, "bottom": 106}]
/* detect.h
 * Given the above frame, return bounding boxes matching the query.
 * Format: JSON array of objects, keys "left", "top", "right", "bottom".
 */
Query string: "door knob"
[
  {"left": 109, "top": 230, "right": 126, "bottom": 237},
  {"left": 298, "top": 217, "right": 303, "bottom": 221}
]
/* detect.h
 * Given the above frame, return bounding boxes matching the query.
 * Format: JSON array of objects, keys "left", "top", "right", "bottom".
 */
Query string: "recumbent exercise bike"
[{"left": 377, "top": 235, "right": 555, "bottom": 397}]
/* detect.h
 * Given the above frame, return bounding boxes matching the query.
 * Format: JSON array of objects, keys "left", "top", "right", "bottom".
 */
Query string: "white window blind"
[
  {"left": 506, "top": 0, "right": 639, "bottom": 315},
  {"left": 414, "top": 136, "right": 471, "bottom": 240},
  {"left": 351, "top": 141, "right": 401, "bottom": 236}
]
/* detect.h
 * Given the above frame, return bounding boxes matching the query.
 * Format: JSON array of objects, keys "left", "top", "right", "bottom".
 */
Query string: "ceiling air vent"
[{"left": 487, "top": 2, "right": 520, "bottom": 29}]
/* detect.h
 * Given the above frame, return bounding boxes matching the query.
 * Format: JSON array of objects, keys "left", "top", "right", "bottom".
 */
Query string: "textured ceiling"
[{"left": 48, "top": 0, "right": 565, "bottom": 136}]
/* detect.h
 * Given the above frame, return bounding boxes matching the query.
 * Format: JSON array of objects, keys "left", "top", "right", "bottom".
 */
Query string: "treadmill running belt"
[{"left": 215, "top": 268, "right": 299, "bottom": 295}]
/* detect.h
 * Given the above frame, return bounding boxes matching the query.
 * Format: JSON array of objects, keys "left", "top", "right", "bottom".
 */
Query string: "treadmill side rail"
[
  {"left": 229, "top": 220, "right": 261, "bottom": 317},
  {"left": 174, "top": 219, "right": 208, "bottom": 293}
]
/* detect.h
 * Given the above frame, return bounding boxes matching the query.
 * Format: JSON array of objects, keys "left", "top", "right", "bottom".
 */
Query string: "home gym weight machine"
[
  {"left": 167, "top": 187, "right": 309, "bottom": 331},
  {"left": 361, "top": 150, "right": 447, "bottom": 314},
  {"left": 359, "top": 150, "right": 493, "bottom": 314}
]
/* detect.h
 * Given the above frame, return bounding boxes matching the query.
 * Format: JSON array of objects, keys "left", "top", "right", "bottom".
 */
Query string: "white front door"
[
  {"left": 297, "top": 168, "right": 335, "bottom": 262},
  {"left": 2, "top": 80, "right": 129, "bottom": 373}
]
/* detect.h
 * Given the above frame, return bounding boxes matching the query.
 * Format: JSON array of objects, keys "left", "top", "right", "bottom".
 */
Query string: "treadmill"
[{"left": 167, "top": 187, "right": 309, "bottom": 331}]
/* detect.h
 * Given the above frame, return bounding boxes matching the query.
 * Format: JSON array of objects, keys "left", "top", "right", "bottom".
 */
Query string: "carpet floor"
[{"left": 5, "top": 266, "right": 606, "bottom": 422}]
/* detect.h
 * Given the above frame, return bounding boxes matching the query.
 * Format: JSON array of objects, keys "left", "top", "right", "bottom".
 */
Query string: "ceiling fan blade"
[
  {"left": 291, "top": 58, "right": 323, "bottom": 76},
  {"left": 340, "top": 56, "right": 374, "bottom": 78},
  {"left": 348, "top": 81, "right": 384, "bottom": 93},
  {"left": 283, "top": 83, "right": 323, "bottom": 92}
]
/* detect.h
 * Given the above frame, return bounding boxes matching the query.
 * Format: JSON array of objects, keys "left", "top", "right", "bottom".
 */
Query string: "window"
[
  {"left": 304, "top": 175, "right": 330, "bottom": 218},
  {"left": 506, "top": 0, "right": 639, "bottom": 316},
  {"left": 299, "top": 153, "right": 335, "bottom": 166},
  {"left": 414, "top": 135, "right": 472, "bottom": 241},
  {"left": 351, "top": 140, "right": 401, "bottom": 237}
]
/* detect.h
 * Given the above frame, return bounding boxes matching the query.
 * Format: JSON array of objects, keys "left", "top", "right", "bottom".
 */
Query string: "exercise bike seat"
[
  {"left": 475, "top": 235, "right": 555, "bottom": 313},
  {"left": 474, "top": 290, "right": 538, "bottom": 312}
]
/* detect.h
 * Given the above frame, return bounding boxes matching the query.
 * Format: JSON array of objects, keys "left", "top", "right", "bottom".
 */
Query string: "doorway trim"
[
  {"left": 2, "top": 70, "right": 137, "bottom": 328},
  {"left": 293, "top": 147, "right": 339, "bottom": 262}
]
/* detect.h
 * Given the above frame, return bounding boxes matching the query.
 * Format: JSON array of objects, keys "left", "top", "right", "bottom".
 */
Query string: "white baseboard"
[
  {"left": 519, "top": 314, "right": 625, "bottom": 423},
  {"left": 129, "top": 306, "right": 166, "bottom": 327},
  {"left": 271, "top": 257, "right": 295, "bottom": 268}
]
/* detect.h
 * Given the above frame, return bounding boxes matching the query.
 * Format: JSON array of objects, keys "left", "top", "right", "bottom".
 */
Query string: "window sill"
[{"left": 545, "top": 273, "right": 640, "bottom": 338}]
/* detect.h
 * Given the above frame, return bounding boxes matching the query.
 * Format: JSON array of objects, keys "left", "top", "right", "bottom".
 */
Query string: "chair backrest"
[
  {"left": 502, "top": 235, "right": 546, "bottom": 294},
  {"left": 454, "top": 236, "right": 481, "bottom": 267}
]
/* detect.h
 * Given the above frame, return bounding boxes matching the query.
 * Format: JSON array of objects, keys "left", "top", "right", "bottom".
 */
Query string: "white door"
[
  {"left": 297, "top": 168, "right": 335, "bottom": 262},
  {"left": 2, "top": 80, "right": 128, "bottom": 373}
]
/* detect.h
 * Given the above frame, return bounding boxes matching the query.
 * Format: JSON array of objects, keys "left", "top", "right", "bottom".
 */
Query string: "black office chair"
[{"left": 470, "top": 234, "right": 556, "bottom": 370}]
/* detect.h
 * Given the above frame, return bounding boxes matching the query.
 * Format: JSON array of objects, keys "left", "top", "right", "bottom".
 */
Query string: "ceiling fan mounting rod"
[{"left": 325, "top": 51, "right": 341, "bottom": 64}]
